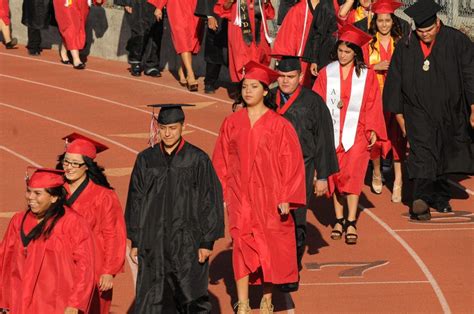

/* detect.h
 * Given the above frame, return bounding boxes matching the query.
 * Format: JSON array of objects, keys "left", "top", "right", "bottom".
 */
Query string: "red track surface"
[{"left": 1, "top": 47, "right": 473, "bottom": 313}]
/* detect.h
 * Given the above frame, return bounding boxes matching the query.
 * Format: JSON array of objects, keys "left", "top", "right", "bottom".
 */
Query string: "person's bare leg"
[
  {"left": 178, "top": 65, "right": 186, "bottom": 84},
  {"left": 181, "top": 51, "right": 196, "bottom": 82},
  {"left": 346, "top": 194, "right": 359, "bottom": 243},
  {"left": 392, "top": 161, "right": 403, "bottom": 202},
  {"left": 235, "top": 276, "right": 250, "bottom": 313},
  {"left": 261, "top": 283, "right": 274, "bottom": 313},
  {"left": 60, "top": 44, "right": 70, "bottom": 62},
  {"left": 331, "top": 192, "right": 345, "bottom": 239},
  {"left": 0, "top": 20, "right": 12, "bottom": 43},
  {"left": 371, "top": 157, "right": 383, "bottom": 194},
  {"left": 70, "top": 49, "right": 82, "bottom": 66}
]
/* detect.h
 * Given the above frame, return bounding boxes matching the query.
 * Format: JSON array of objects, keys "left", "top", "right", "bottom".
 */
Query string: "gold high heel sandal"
[
  {"left": 371, "top": 171, "right": 383, "bottom": 194},
  {"left": 260, "top": 297, "right": 274, "bottom": 314},
  {"left": 391, "top": 184, "right": 402, "bottom": 203},
  {"left": 234, "top": 299, "right": 250, "bottom": 314}
]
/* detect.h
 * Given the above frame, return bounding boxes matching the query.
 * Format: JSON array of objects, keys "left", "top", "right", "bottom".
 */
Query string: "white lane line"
[
  {"left": 393, "top": 227, "right": 474, "bottom": 232},
  {"left": 0, "top": 145, "right": 42, "bottom": 167},
  {"left": 300, "top": 280, "right": 430, "bottom": 286},
  {"left": 0, "top": 107, "right": 140, "bottom": 287},
  {"left": 0, "top": 52, "right": 233, "bottom": 104},
  {"left": 0, "top": 74, "right": 219, "bottom": 137},
  {"left": 447, "top": 179, "right": 474, "bottom": 196},
  {"left": 362, "top": 207, "right": 452, "bottom": 314}
]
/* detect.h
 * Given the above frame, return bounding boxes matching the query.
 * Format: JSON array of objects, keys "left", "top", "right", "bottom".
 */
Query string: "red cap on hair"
[
  {"left": 63, "top": 133, "right": 108, "bottom": 159},
  {"left": 240, "top": 61, "right": 280, "bottom": 86},
  {"left": 27, "top": 167, "right": 65, "bottom": 188},
  {"left": 338, "top": 24, "right": 373, "bottom": 47},
  {"left": 372, "top": 0, "right": 402, "bottom": 14}
]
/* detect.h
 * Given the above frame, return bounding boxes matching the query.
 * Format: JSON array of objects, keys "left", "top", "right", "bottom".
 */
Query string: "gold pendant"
[
  {"left": 337, "top": 100, "right": 344, "bottom": 109},
  {"left": 423, "top": 59, "right": 430, "bottom": 72}
]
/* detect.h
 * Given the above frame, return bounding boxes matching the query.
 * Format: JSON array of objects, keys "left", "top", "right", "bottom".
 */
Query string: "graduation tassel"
[
  {"left": 148, "top": 111, "right": 159, "bottom": 148},
  {"left": 234, "top": 0, "right": 242, "bottom": 26},
  {"left": 64, "top": 0, "right": 72, "bottom": 7},
  {"left": 259, "top": 0, "right": 273, "bottom": 44}
]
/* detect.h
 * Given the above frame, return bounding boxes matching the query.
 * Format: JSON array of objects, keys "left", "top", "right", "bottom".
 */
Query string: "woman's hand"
[
  {"left": 64, "top": 307, "right": 79, "bottom": 314},
  {"left": 99, "top": 274, "right": 114, "bottom": 292},
  {"left": 368, "top": 131, "right": 377, "bottom": 148},
  {"left": 373, "top": 60, "right": 390, "bottom": 71},
  {"left": 278, "top": 203, "right": 290, "bottom": 215},
  {"left": 154, "top": 8, "right": 163, "bottom": 21},
  {"left": 310, "top": 63, "right": 319, "bottom": 76}
]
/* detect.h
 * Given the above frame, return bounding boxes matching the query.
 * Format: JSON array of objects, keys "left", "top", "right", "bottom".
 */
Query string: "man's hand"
[
  {"left": 198, "top": 249, "right": 212, "bottom": 263},
  {"left": 278, "top": 202, "right": 290, "bottom": 215},
  {"left": 154, "top": 8, "right": 163, "bottom": 21},
  {"left": 125, "top": 6, "right": 133, "bottom": 14},
  {"left": 130, "top": 247, "right": 138, "bottom": 265},
  {"left": 310, "top": 63, "right": 319, "bottom": 76},
  {"left": 208, "top": 16, "right": 218, "bottom": 31},
  {"left": 64, "top": 307, "right": 78, "bottom": 314},
  {"left": 470, "top": 109, "right": 474, "bottom": 128},
  {"left": 314, "top": 180, "right": 328, "bottom": 197},
  {"left": 368, "top": 131, "right": 377, "bottom": 148},
  {"left": 373, "top": 60, "right": 390, "bottom": 71},
  {"left": 99, "top": 274, "right": 114, "bottom": 292},
  {"left": 95, "top": 0, "right": 103, "bottom": 4}
]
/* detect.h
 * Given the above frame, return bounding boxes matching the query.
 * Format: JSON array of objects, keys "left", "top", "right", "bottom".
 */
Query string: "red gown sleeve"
[
  {"left": 99, "top": 191, "right": 126, "bottom": 275},
  {"left": 312, "top": 67, "right": 328, "bottom": 101},
  {"left": 65, "top": 215, "right": 96, "bottom": 311},
  {"left": 264, "top": 1, "right": 275, "bottom": 19},
  {"left": 0, "top": 214, "right": 21, "bottom": 310},
  {"left": 277, "top": 121, "right": 306, "bottom": 207},
  {"left": 148, "top": 0, "right": 167, "bottom": 9},
  {"left": 213, "top": 0, "right": 233, "bottom": 20},
  {"left": 212, "top": 117, "right": 230, "bottom": 199},
  {"left": 272, "top": 4, "right": 299, "bottom": 55}
]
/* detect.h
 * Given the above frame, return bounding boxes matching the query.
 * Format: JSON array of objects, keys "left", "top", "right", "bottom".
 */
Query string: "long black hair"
[
  {"left": 56, "top": 153, "right": 114, "bottom": 190},
  {"left": 368, "top": 13, "right": 403, "bottom": 53},
  {"left": 330, "top": 40, "right": 367, "bottom": 77},
  {"left": 28, "top": 186, "right": 67, "bottom": 240},
  {"left": 235, "top": 80, "right": 277, "bottom": 110}
]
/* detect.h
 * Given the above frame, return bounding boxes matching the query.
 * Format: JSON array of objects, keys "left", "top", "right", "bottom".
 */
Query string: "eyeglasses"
[{"left": 62, "top": 159, "right": 85, "bottom": 168}]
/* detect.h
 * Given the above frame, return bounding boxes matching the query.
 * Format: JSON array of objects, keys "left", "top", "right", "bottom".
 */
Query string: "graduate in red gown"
[
  {"left": 312, "top": 24, "right": 387, "bottom": 245},
  {"left": 338, "top": 0, "right": 373, "bottom": 30},
  {"left": 148, "top": 0, "right": 203, "bottom": 90},
  {"left": 53, "top": 0, "right": 104, "bottom": 69},
  {"left": 57, "top": 133, "right": 127, "bottom": 314},
  {"left": 0, "top": 168, "right": 95, "bottom": 314},
  {"left": 214, "top": 0, "right": 275, "bottom": 82},
  {"left": 272, "top": 0, "right": 320, "bottom": 87},
  {"left": 213, "top": 61, "right": 306, "bottom": 313},
  {"left": 365, "top": 0, "right": 405, "bottom": 202},
  {"left": 0, "top": 0, "right": 17, "bottom": 48}
]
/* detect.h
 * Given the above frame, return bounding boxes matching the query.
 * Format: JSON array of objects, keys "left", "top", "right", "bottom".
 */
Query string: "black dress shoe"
[
  {"left": 279, "top": 281, "right": 299, "bottom": 293},
  {"left": 412, "top": 199, "right": 429, "bottom": 215},
  {"left": 73, "top": 63, "right": 86, "bottom": 70},
  {"left": 410, "top": 211, "right": 431, "bottom": 221},
  {"left": 436, "top": 205, "right": 453, "bottom": 213},
  {"left": 204, "top": 84, "right": 216, "bottom": 94},
  {"left": 144, "top": 68, "right": 161, "bottom": 77},
  {"left": 60, "top": 59, "right": 72, "bottom": 65},
  {"left": 130, "top": 63, "right": 142, "bottom": 76},
  {"left": 28, "top": 49, "right": 41, "bottom": 56}
]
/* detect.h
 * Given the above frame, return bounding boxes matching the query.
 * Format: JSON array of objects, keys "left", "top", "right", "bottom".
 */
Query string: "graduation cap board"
[
  {"left": 273, "top": 55, "right": 302, "bottom": 72},
  {"left": 239, "top": 61, "right": 280, "bottom": 86},
  {"left": 338, "top": 24, "right": 372, "bottom": 48},
  {"left": 404, "top": 0, "right": 442, "bottom": 28},
  {"left": 147, "top": 104, "right": 195, "bottom": 125},
  {"left": 371, "top": 0, "right": 403, "bottom": 14},
  {"left": 26, "top": 167, "right": 65, "bottom": 188},
  {"left": 63, "top": 133, "right": 109, "bottom": 159}
]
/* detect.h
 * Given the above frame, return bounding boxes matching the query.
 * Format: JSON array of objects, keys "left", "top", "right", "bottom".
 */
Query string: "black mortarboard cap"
[
  {"left": 274, "top": 55, "right": 302, "bottom": 72},
  {"left": 147, "top": 104, "right": 195, "bottom": 124},
  {"left": 404, "top": 0, "right": 442, "bottom": 28}
]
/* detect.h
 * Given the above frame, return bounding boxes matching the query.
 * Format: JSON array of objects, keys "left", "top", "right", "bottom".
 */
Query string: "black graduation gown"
[
  {"left": 195, "top": 0, "right": 228, "bottom": 65},
  {"left": 302, "top": 0, "right": 339, "bottom": 69},
  {"left": 273, "top": 86, "right": 339, "bottom": 202},
  {"left": 383, "top": 25, "right": 474, "bottom": 179},
  {"left": 125, "top": 141, "right": 225, "bottom": 313},
  {"left": 22, "top": 0, "right": 55, "bottom": 29}
]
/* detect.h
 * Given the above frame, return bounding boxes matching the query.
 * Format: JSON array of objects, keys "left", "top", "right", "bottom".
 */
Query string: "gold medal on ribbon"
[
  {"left": 423, "top": 59, "right": 430, "bottom": 72},
  {"left": 337, "top": 100, "right": 344, "bottom": 109}
]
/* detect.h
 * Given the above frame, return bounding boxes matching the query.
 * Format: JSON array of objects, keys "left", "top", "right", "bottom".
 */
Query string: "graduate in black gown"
[
  {"left": 195, "top": 0, "right": 228, "bottom": 94},
  {"left": 272, "top": 56, "right": 339, "bottom": 292},
  {"left": 383, "top": 0, "right": 474, "bottom": 220},
  {"left": 125, "top": 104, "right": 224, "bottom": 313},
  {"left": 114, "top": 0, "right": 163, "bottom": 77},
  {"left": 22, "top": 0, "right": 55, "bottom": 55}
]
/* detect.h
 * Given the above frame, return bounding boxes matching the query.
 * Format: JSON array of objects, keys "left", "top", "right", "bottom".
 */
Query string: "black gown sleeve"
[
  {"left": 458, "top": 32, "right": 474, "bottom": 106},
  {"left": 383, "top": 40, "right": 404, "bottom": 114},
  {"left": 114, "top": 0, "right": 132, "bottom": 7},
  {"left": 124, "top": 153, "right": 147, "bottom": 248},
  {"left": 312, "top": 94, "right": 339, "bottom": 178},
  {"left": 197, "top": 155, "right": 225, "bottom": 249}
]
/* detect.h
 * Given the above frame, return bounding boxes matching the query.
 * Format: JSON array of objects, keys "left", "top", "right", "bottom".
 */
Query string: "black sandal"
[
  {"left": 331, "top": 218, "right": 345, "bottom": 240},
  {"left": 345, "top": 220, "right": 358, "bottom": 245}
]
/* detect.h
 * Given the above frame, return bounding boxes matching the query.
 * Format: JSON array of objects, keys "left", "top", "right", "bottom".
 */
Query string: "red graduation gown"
[
  {"left": 0, "top": 0, "right": 10, "bottom": 25},
  {"left": 366, "top": 39, "right": 406, "bottom": 161},
  {"left": 272, "top": 0, "right": 312, "bottom": 87},
  {"left": 53, "top": 0, "right": 103, "bottom": 50},
  {"left": 65, "top": 180, "right": 126, "bottom": 314},
  {"left": 214, "top": 0, "right": 275, "bottom": 82},
  {"left": 313, "top": 65, "right": 388, "bottom": 195},
  {"left": 148, "top": 0, "right": 203, "bottom": 54},
  {"left": 212, "top": 109, "right": 306, "bottom": 284},
  {"left": 0, "top": 210, "right": 95, "bottom": 314}
]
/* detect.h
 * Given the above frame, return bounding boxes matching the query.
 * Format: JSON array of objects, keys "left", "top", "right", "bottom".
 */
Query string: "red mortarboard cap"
[
  {"left": 372, "top": 0, "right": 403, "bottom": 14},
  {"left": 338, "top": 24, "right": 373, "bottom": 47},
  {"left": 240, "top": 61, "right": 280, "bottom": 86},
  {"left": 27, "top": 167, "right": 65, "bottom": 188},
  {"left": 404, "top": 0, "right": 442, "bottom": 28},
  {"left": 63, "top": 133, "right": 109, "bottom": 159}
]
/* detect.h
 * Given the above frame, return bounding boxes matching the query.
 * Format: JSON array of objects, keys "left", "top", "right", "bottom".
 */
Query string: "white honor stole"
[{"left": 326, "top": 61, "right": 367, "bottom": 151}]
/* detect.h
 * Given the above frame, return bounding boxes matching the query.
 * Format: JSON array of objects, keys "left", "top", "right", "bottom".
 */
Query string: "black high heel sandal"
[
  {"left": 331, "top": 218, "right": 345, "bottom": 240},
  {"left": 344, "top": 220, "right": 358, "bottom": 245}
]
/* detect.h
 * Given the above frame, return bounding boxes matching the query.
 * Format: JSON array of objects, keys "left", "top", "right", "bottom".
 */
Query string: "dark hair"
[
  {"left": 368, "top": 13, "right": 403, "bottom": 53},
  {"left": 56, "top": 153, "right": 114, "bottom": 189},
  {"left": 28, "top": 186, "right": 67, "bottom": 240},
  {"left": 331, "top": 40, "right": 367, "bottom": 77},
  {"left": 235, "top": 80, "right": 276, "bottom": 110}
]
